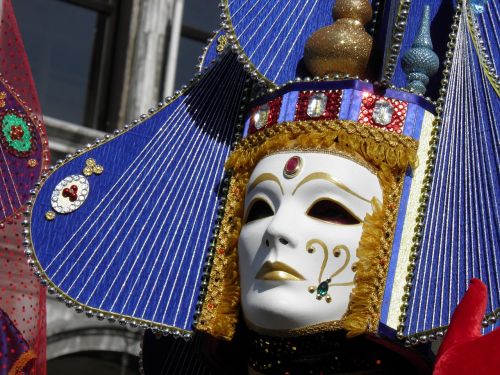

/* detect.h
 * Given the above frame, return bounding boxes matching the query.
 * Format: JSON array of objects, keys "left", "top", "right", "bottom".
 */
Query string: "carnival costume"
[{"left": 23, "top": 0, "right": 499, "bottom": 373}]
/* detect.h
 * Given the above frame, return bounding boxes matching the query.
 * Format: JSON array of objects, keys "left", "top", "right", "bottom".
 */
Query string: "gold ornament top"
[
  {"left": 333, "top": 0, "right": 372, "bottom": 25},
  {"left": 303, "top": 0, "right": 373, "bottom": 78}
]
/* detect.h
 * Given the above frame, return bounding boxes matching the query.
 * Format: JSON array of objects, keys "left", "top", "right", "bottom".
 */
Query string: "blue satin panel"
[
  {"left": 402, "top": 102, "right": 426, "bottom": 139},
  {"left": 404, "top": 3, "right": 500, "bottom": 335},
  {"left": 227, "top": 0, "right": 335, "bottom": 85},
  {"left": 278, "top": 91, "right": 299, "bottom": 123},
  {"left": 30, "top": 53, "right": 247, "bottom": 332}
]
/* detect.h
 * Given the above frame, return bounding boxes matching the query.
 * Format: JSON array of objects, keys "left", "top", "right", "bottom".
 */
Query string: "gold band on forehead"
[
  {"left": 247, "top": 173, "right": 284, "bottom": 195},
  {"left": 227, "top": 120, "right": 418, "bottom": 174},
  {"left": 292, "top": 172, "right": 371, "bottom": 203}
]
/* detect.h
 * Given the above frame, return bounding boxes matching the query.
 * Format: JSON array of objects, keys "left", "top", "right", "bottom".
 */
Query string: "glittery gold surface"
[
  {"left": 333, "top": 0, "right": 372, "bottom": 25},
  {"left": 304, "top": 0, "right": 373, "bottom": 77},
  {"left": 245, "top": 318, "right": 344, "bottom": 338},
  {"left": 27, "top": 158, "right": 37, "bottom": 168},
  {"left": 0, "top": 92, "right": 6, "bottom": 108},
  {"left": 45, "top": 211, "right": 56, "bottom": 221}
]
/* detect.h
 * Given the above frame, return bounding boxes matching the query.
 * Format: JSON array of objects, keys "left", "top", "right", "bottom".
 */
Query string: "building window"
[
  {"left": 12, "top": 0, "right": 126, "bottom": 130},
  {"left": 173, "top": 0, "right": 220, "bottom": 89}
]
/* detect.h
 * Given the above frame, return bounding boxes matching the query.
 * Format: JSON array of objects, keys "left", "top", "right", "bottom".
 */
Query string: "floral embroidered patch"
[{"left": 1, "top": 109, "right": 33, "bottom": 156}]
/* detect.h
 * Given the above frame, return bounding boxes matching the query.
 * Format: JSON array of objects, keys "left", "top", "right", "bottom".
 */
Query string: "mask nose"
[{"left": 264, "top": 206, "right": 297, "bottom": 249}]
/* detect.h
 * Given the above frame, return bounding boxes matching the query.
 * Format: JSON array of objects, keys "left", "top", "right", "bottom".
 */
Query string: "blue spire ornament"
[{"left": 402, "top": 6, "right": 439, "bottom": 95}]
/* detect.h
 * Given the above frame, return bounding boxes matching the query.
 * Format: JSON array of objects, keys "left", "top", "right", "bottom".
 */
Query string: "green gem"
[{"left": 317, "top": 281, "right": 329, "bottom": 297}]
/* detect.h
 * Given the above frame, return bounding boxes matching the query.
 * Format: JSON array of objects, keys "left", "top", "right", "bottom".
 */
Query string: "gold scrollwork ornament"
[{"left": 306, "top": 240, "right": 353, "bottom": 303}]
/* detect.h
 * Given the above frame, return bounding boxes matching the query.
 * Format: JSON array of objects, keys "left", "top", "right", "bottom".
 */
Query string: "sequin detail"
[{"left": 358, "top": 93, "right": 407, "bottom": 134}]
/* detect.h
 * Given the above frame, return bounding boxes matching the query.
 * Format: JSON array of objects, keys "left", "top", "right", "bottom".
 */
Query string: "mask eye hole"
[
  {"left": 307, "top": 199, "right": 361, "bottom": 225},
  {"left": 246, "top": 199, "right": 274, "bottom": 223}
]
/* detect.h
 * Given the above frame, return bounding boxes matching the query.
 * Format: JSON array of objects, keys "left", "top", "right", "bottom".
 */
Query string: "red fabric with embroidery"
[
  {"left": 433, "top": 279, "right": 500, "bottom": 375},
  {"left": 0, "top": 1, "right": 48, "bottom": 374}
]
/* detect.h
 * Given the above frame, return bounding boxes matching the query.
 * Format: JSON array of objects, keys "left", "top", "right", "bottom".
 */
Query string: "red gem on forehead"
[{"left": 284, "top": 156, "right": 302, "bottom": 178}]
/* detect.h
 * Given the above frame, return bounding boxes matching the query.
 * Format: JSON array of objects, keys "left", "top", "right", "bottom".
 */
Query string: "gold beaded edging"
[
  {"left": 380, "top": 0, "right": 412, "bottom": 84},
  {"left": 197, "top": 29, "right": 227, "bottom": 71}
]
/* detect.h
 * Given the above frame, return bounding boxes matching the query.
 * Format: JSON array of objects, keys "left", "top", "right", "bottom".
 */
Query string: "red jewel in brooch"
[{"left": 62, "top": 185, "right": 78, "bottom": 202}]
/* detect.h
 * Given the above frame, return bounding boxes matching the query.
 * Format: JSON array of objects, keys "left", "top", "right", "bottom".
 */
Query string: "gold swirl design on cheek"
[
  {"left": 305, "top": 240, "right": 354, "bottom": 303},
  {"left": 305, "top": 239, "right": 329, "bottom": 283},
  {"left": 329, "top": 245, "right": 351, "bottom": 284}
]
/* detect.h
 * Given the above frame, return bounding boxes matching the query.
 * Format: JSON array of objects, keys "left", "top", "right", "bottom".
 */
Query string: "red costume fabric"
[
  {"left": 0, "top": 308, "right": 36, "bottom": 375},
  {"left": 434, "top": 279, "right": 500, "bottom": 375},
  {"left": 0, "top": 1, "right": 49, "bottom": 373}
]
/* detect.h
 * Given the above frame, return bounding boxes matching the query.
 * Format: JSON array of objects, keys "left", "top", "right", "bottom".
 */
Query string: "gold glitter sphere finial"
[{"left": 303, "top": 0, "right": 373, "bottom": 78}]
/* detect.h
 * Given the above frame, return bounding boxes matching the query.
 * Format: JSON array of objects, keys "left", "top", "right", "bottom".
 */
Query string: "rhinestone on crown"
[
  {"left": 307, "top": 93, "right": 328, "bottom": 117},
  {"left": 253, "top": 104, "right": 269, "bottom": 130},
  {"left": 372, "top": 99, "right": 394, "bottom": 126}
]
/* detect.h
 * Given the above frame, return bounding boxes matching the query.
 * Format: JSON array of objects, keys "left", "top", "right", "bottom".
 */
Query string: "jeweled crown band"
[{"left": 244, "top": 80, "right": 435, "bottom": 141}]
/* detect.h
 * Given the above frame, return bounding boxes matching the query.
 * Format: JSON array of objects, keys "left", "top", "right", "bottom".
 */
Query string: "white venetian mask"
[{"left": 238, "top": 152, "right": 383, "bottom": 333}]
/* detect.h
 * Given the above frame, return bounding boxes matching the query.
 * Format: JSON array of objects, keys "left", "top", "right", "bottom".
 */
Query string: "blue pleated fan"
[
  {"left": 224, "top": 0, "right": 335, "bottom": 86},
  {"left": 405, "top": 2, "right": 500, "bottom": 336},
  {"left": 28, "top": 53, "right": 248, "bottom": 334}
]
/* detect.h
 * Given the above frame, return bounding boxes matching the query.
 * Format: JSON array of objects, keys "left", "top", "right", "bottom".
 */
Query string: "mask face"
[{"left": 238, "top": 152, "right": 383, "bottom": 332}]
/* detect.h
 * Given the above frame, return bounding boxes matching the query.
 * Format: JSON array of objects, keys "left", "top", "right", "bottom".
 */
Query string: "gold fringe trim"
[
  {"left": 343, "top": 198, "right": 386, "bottom": 336},
  {"left": 197, "top": 176, "right": 246, "bottom": 340},
  {"left": 342, "top": 164, "right": 403, "bottom": 337},
  {"left": 227, "top": 120, "right": 418, "bottom": 174},
  {"left": 8, "top": 350, "right": 36, "bottom": 375},
  {"left": 198, "top": 120, "right": 415, "bottom": 340}
]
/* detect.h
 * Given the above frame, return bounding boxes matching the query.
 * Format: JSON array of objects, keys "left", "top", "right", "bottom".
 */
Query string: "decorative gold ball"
[
  {"left": 303, "top": 19, "right": 373, "bottom": 78},
  {"left": 45, "top": 211, "right": 56, "bottom": 221}
]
